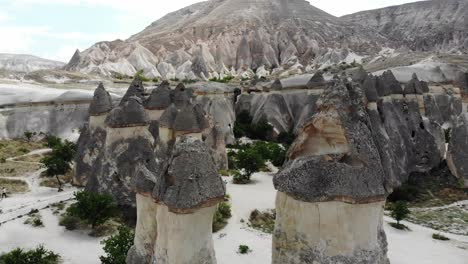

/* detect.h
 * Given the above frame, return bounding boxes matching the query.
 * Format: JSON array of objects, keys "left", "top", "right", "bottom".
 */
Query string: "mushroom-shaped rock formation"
[
  {"left": 144, "top": 82, "right": 173, "bottom": 140},
  {"left": 363, "top": 75, "right": 380, "bottom": 102},
  {"left": 381, "top": 70, "right": 403, "bottom": 96},
  {"left": 159, "top": 100, "right": 209, "bottom": 144},
  {"left": 447, "top": 113, "right": 468, "bottom": 187},
  {"left": 89, "top": 83, "right": 113, "bottom": 129},
  {"left": 153, "top": 136, "right": 225, "bottom": 264},
  {"left": 128, "top": 136, "right": 225, "bottom": 264},
  {"left": 306, "top": 71, "right": 326, "bottom": 89},
  {"left": 85, "top": 95, "right": 155, "bottom": 223},
  {"left": 120, "top": 77, "right": 146, "bottom": 105},
  {"left": 405, "top": 73, "right": 424, "bottom": 95},
  {"left": 171, "top": 83, "right": 192, "bottom": 107},
  {"left": 271, "top": 79, "right": 283, "bottom": 91},
  {"left": 272, "top": 79, "right": 389, "bottom": 264},
  {"left": 74, "top": 83, "right": 112, "bottom": 186}
]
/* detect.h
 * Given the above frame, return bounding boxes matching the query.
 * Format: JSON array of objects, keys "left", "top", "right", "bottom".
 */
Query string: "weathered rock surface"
[
  {"left": 343, "top": 0, "right": 468, "bottom": 52},
  {"left": 447, "top": 113, "right": 468, "bottom": 187},
  {"left": 273, "top": 78, "right": 389, "bottom": 264},
  {"left": 89, "top": 83, "right": 113, "bottom": 116}
]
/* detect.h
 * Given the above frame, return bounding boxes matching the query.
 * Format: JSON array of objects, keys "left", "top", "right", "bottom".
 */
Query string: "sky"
[{"left": 0, "top": 0, "right": 421, "bottom": 62}]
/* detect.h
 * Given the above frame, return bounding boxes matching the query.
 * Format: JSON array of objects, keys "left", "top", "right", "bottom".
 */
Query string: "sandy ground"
[{"left": 0, "top": 169, "right": 467, "bottom": 264}]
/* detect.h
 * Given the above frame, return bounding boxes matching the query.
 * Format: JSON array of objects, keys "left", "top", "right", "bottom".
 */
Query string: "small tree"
[
  {"left": 235, "top": 148, "right": 264, "bottom": 183},
  {"left": 100, "top": 225, "right": 134, "bottom": 264},
  {"left": 24, "top": 131, "right": 35, "bottom": 143},
  {"left": 41, "top": 139, "right": 76, "bottom": 191},
  {"left": 67, "top": 191, "right": 118, "bottom": 229},
  {"left": 390, "top": 201, "right": 411, "bottom": 226}
]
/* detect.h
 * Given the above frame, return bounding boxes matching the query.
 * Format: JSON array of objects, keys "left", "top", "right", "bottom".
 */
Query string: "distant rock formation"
[
  {"left": 0, "top": 53, "right": 65, "bottom": 73},
  {"left": 447, "top": 113, "right": 468, "bottom": 187}
]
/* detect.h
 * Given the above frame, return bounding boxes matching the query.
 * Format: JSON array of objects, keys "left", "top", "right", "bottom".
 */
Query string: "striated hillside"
[
  {"left": 342, "top": 0, "right": 468, "bottom": 52},
  {"left": 0, "top": 53, "right": 65, "bottom": 73},
  {"left": 64, "top": 0, "right": 387, "bottom": 79}
]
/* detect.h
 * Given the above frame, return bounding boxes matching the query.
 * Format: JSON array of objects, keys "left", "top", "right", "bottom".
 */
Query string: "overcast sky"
[{"left": 0, "top": 0, "right": 421, "bottom": 62}]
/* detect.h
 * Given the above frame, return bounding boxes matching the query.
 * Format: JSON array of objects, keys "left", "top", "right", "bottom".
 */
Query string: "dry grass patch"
[
  {"left": 0, "top": 139, "right": 45, "bottom": 160},
  {"left": 0, "top": 161, "right": 41, "bottom": 177},
  {"left": 40, "top": 171, "right": 73, "bottom": 188},
  {"left": 0, "top": 178, "right": 29, "bottom": 193}
]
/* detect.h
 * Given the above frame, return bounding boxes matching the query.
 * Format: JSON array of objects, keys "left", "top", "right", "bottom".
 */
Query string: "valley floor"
[{"left": 0, "top": 170, "right": 467, "bottom": 264}]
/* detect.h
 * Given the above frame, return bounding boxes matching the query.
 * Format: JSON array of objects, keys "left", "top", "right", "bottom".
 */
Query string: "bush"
[
  {"left": 432, "top": 233, "right": 450, "bottom": 241},
  {"left": 233, "top": 111, "right": 273, "bottom": 140},
  {"left": 238, "top": 245, "right": 250, "bottom": 254},
  {"left": 134, "top": 70, "right": 150, "bottom": 82},
  {"left": 67, "top": 191, "right": 118, "bottom": 229},
  {"left": 59, "top": 214, "right": 82, "bottom": 230},
  {"left": 0, "top": 245, "right": 60, "bottom": 264},
  {"left": 235, "top": 148, "right": 263, "bottom": 182},
  {"left": 390, "top": 201, "right": 411, "bottom": 226},
  {"left": 277, "top": 130, "right": 296, "bottom": 145},
  {"left": 248, "top": 209, "right": 276, "bottom": 233},
  {"left": 45, "top": 135, "right": 61, "bottom": 149},
  {"left": 219, "top": 169, "right": 230, "bottom": 176},
  {"left": 213, "top": 201, "right": 232, "bottom": 233},
  {"left": 100, "top": 225, "right": 134, "bottom": 264}
]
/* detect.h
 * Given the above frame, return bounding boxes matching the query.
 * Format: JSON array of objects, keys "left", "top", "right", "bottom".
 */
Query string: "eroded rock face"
[
  {"left": 74, "top": 83, "right": 113, "bottom": 186},
  {"left": 273, "top": 79, "right": 389, "bottom": 264},
  {"left": 447, "top": 113, "right": 468, "bottom": 187}
]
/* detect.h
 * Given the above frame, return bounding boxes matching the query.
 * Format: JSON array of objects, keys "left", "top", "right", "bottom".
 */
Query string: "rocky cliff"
[
  {"left": 0, "top": 53, "right": 65, "bottom": 73},
  {"left": 342, "top": 0, "right": 468, "bottom": 52}
]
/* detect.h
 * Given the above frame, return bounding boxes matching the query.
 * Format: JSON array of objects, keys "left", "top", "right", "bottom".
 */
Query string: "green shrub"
[
  {"left": 170, "top": 78, "right": 180, "bottom": 82},
  {"left": 432, "top": 233, "right": 450, "bottom": 241},
  {"left": 182, "top": 79, "right": 197, "bottom": 84},
  {"left": 238, "top": 245, "right": 250, "bottom": 254},
  {"left": 152, "top": 77, "right": 160, "bottom": 83},
  {"left": 67, "top": 191, "right": 118, "bottom": 229},
  {"left": 213, "top": 201, "right": 232, "bottom": 233},
  {"left": 390, "top": 201, "right": 411, "bottom": 226},
  {"left": 277, "top": 130, "right": 296, "bottom": 145},
  {"left": 100, "top": 225, "right": 134, "bottom": 264},
  {"left": 444, "top": 128, "right": 452, "bottom": 143},
  {"left": 19, "top": 147, "right": 28, "bottom": 153},
  {"left": 209, "top": 75, "right": 234, "bottom": 83},
  {"left": 134, "top": 70, "right": 150, "bottom": 82},
  {"left": 0, "top": 245, "right": 60, "bottom": 264}
]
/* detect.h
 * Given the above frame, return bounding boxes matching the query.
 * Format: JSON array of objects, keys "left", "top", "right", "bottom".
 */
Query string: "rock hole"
[
  {"left": 411, "top": 131, "right": 416, "bottom": 138},
  {"left": 419, "top": 122, "right": 425, "bottom": 130},
  {"left": 339, "top": 154, "right": 364, "bottom": 168}
]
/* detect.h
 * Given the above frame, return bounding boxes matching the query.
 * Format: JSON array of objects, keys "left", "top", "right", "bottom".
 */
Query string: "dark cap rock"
[
  {"left": 381, "top": 70, "right": 403, "bottom": 95},
  {"left": 106, "top": 96, "right": 149, "bottom": 128},
  {"left": 404, "top": 73, "right": 424, "bottom": 95},
  {"left": 120, "top": 78, "right": 145, "bottom": 105},
  {"left": 351, "top": 66, "right": 368, "bottom": 84},
  {"left": 306, "top": 71, "right": 326, "bottom": 89},
  {"left": 89, "top": 83, "right": 113, "bottom": 116},
  {"left": 456, "top": 71, "right": 468, "bottom": 93},
  {"left": 160, "top": 136, "right": 226, "bottom": 210},
  {"left": 144, "top": 82, "right": 172, "bottom": 110},
  {"left": 274, "top": 79, "right": 386, "bottom": 203},
  {"left": 171, "top": 83, "right": 192, "bottom": 107},
  {"left": 363, "top": 75, "right": 379, "bottom": 102},
  {"left": 271, "top": 79, "right": 283, "bottom": 91}
]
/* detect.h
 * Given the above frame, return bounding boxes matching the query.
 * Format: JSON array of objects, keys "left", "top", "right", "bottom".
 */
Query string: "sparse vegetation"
[
  {"left": 213, "top": 199, "right": 232, "bottom": 233},
  {"left": 0, "top": 245, "right": 60, "bottom": 264},
  {"left": 248, "top": 209, "right": 276, "bottom": 233},
  {"left": 238, "top": 245, "right": 251, "bottom": 254},
  {"left": 0, "top": 178, "right": 29, "bottom": 193},
  {"left": 134, "top": 69, "right": 151, "bottom": 82},
  {"left": 277, "top": 130, "right": 296, "bottom": 145},
  {"left": 209, "top": 75, "right": 234, "bottom": 83},
  {"left": 432, "top": 233, "right": 450, "bottom": 241},
  {"left": 0, "top": 139, "right": 45, "bottom": 160},
  {"left": 24, "top": 211, "right": 44, "bottom": 228},
  {"left": 100, "top": 225, "right": 135, "bottom": 264},
  {"left": 24, "top": 131, "right": 36, "bottom": 143}
]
